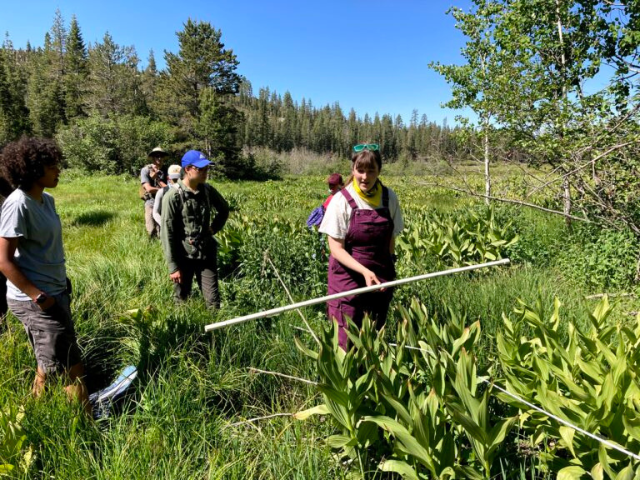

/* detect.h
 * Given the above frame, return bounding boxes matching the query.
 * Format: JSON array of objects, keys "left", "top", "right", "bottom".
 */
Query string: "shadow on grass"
[{"left": 71, "top": 210, "right": 116, "bottom": 227}]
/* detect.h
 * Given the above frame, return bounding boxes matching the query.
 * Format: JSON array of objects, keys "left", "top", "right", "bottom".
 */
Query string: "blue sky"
[{"left": 1, "top": 0, "right": 473, "bottom": 125}]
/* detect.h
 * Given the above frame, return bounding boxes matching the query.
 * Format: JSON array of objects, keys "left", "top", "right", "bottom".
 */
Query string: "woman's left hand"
[{"left": 363, "top": 269, "right": 381, "bottom": 288}]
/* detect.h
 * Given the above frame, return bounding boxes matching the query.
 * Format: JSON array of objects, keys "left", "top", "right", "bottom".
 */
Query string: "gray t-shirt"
[
  {"left": 140, "top": 165, "right": 166, "bottom": 207},
  {"left": 0, "top": 189, "right": 67, "bottom": 301}
]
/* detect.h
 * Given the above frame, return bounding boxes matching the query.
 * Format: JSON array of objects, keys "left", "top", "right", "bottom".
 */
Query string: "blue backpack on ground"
[{"left": 306, "top": 205, "right": 325, "bottom": 228}]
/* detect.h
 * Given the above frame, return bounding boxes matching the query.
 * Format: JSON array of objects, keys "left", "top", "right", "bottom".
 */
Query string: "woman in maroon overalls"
[{"left": 318, "top": 144, "right": 404, "bottom": 349}]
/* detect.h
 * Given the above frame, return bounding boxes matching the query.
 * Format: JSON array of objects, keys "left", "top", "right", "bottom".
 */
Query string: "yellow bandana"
[{"left": 352, "top": 178, "right": 382, "bottom": 208}]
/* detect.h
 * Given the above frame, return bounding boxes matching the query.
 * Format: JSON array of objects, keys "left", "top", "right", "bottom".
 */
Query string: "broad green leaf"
[
  {"left": 615, "top": 464, "right": 635, "bottom": 480},
  {"left": 559, "top": 426, "right": 577, "bottom": 458},
  {"left": 594, "top": 338, "right": 618, "bottom": 366},
  {"left": 533, "top": 356, "right": 550, "bottom": 382},
  {"left": 599, "top": 373, "right": 616, "bottom": 411},
  {"left": 591, "top": 463, "right": 604, "bottom": 480},
  {"left": 557, "top": 466, "right": 587, "bottom": 479},
  {"left": 452, "top": 327, "right": 470, "bottom": 356},
  {"left": 455, "top": 465, "right": 485, "bottom": 479},
  {"left": 622, "top": 415, "right": 640, "bottom": 442},
  {"left": 293, "top": 404, "right": 329, "bottom": 420},
  {"left": 576, "top": 357, "right": 604, "bottom": 384},
  {"left": 599, "top": 442, "right": 616, "bottom": 479},
  {"left": 323, "top": 397, "right": 352, "bottom": 432},
  {"left": 364, "top": 415, "right": 436, "bottom": 471},
  {"left": 318, "top": 385, "right": 350, "bottom": 408},
  {"left": 293, "top": 336, "right": 318, "bottom": 360},
  {"left": 379, "top": 460, "right": 419, "bottom": 480},
  {"left": 448, "top": 408, "right": 487, "bottom": 446},
  {"left": 326, "top": 434, "right": 356, "bottom": 449},
  {"left": 382, "top": 394, "right": 412, "bottom": 425},
  {"left": 487, "top": 416, "right": 517, "bottom": 454}
]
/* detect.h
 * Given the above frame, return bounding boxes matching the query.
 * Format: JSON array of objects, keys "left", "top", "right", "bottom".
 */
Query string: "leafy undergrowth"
[{"left": 0, "top": 173, "right": 636, "bottom": 478}]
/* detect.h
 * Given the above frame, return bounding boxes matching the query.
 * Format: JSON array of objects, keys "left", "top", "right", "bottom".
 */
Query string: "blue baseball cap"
[{"left": 181, "top": 150, "right": 212, "bottom": 168}]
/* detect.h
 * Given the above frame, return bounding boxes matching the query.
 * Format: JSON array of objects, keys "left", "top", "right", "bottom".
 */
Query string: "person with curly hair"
[
  {"left": 0, "top": 177, "right": 13, "bottom": 332},
  {"left": 0, "top": 137, "right": 90, "bottom": 414}
]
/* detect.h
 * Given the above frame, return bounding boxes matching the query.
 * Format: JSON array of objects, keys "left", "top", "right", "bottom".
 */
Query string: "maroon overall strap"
[{"left": 340, "top": 188, "right": 358, "bottom": 209}]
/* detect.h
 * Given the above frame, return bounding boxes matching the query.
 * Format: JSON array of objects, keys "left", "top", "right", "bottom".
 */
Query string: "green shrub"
[
  {"left": 56, "top": 115, "right": 176, "bottom": 175},
  {"left": 557, "top": 225, "right": 640, "bottom": 291}
]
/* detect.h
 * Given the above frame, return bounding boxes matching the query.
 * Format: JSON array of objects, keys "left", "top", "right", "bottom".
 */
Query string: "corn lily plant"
[
  {"left": 295, "top": 299, "right": 517, "bottom": 479},
  {"left": 497, "top": 296, "right": 640, "bottom": 478}
]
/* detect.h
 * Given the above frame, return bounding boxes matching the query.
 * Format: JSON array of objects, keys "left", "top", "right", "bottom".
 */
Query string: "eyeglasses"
[
  {"left": 191, "top": 165, "right": 209, "bottom": 172},
  {"left": 353, "top": 144, "right": 379, "bottom": 152}
]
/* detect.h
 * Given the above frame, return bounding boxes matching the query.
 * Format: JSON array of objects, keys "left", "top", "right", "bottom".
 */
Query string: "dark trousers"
[
  {"left": 174, "top": 255, "right": 220, "bottom": 309},
  {"left": 0, "top": 273, "right": 7, "bottom": 331}
]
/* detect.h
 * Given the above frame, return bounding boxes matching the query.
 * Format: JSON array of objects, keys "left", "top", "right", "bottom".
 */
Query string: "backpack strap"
[
  {"left": 177, "top": 184, "right": 187, "bottom": 209},
  {"left": 340, "top": 188, "right": 358, "bottom": 209}
]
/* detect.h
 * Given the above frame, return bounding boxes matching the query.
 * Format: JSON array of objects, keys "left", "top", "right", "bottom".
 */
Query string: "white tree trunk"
[
  {"left": 563, "top": 175, "right": 572, "bottom": 226},
  {"left": 484, "top": 129, "right": 490, "bottom": 206},
  {"left": 556, "top": 0, "right": 571, "bottom": 225}
]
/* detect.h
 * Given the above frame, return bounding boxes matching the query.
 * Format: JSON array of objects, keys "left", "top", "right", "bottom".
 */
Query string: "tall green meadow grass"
[{"left": 0, "top": 170, "right": 636, "bottom": 478}]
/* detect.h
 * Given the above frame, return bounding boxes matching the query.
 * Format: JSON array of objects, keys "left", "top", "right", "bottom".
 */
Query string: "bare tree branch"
[
  {"left": 264, "top": 251, "right": 320, "bottom": 345},
  {"left": 523, "top": 141, "right": 636, "bottom": 200},
  {"left": 419, "top": 182, "right": 592, "bottom": 223}
]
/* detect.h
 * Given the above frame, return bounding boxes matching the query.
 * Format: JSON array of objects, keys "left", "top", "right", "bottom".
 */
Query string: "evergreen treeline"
[
  {"left": 0, "top": 11, "right": 465, "bottom": 177},
  {"left": 237, "top": 84, "right": 462, "bottom": 162}
]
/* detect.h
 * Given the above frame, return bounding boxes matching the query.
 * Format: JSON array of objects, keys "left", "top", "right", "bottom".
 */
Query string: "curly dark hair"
[{"left": 0, "top": 137, "right": 62, "bottom": 191}]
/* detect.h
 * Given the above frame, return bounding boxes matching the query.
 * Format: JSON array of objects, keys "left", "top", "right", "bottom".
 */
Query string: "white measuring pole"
[{"left": 204, "top": 258, "right": 510, "bottom": 332}]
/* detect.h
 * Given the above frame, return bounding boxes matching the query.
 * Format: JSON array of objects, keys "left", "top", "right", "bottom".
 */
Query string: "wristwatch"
[{"left": 35, "top": 292, "right": 49, "bottom": 305}]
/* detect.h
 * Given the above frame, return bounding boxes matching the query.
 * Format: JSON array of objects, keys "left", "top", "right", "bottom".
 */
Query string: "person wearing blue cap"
[{"left": 160, "top": 150, "right": 229, "bottom": 308}]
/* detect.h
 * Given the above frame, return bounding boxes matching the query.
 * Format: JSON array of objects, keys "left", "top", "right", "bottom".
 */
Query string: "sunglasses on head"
[{"left": 353, "top": 143, "right": 379, "bottom": 152}]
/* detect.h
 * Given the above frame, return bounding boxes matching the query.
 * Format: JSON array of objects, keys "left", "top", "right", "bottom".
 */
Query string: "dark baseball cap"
[{"left": 327, "top": 173, "right": 343, "bottom": 186}]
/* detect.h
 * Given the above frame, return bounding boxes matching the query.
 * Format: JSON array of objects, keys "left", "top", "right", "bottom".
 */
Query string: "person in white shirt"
[
  {"left": 319, "top": 143, "right": 403, "bottom": 349},
  {"left": 153, "top": 164, "right": 182, "bottom": 227}
]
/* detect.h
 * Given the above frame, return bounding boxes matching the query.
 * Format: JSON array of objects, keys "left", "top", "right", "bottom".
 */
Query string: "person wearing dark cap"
[
  {"left": 160, "top": 150, "right": 229, "bottom": 308},
  {"left": 323, "top": 173, "right": 344, "bottom": 209},
  {"left": 140, "top": 147, "right": 168, "bottom": 238}
]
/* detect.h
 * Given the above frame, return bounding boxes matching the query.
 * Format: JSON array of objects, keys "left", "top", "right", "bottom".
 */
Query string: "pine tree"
[
  {"left": 162, "top": 19, "right": 240, "bottom": 129},
  {"left": 136, "top": 49, "right": 158, "bottom": 117},
  {"left": 26, "top": 33, "right": 65, "bottom": 137},
  {"left": 198, "top": 87, "right": 243, "bottom": 177},
  {"left": 0, "top": 38, "right": 30, "bottom": 144},
  {"left": 64, "top": 15, "right": 88, "bottom": 120},
  {"left": 86, "top": 32, "right": 141, "bottom": 117},
  {"left": 47, "top": 9, "right": 68, "bottom": 125}
]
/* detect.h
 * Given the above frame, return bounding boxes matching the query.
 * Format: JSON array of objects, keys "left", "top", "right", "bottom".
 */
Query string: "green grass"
[{"left": 0, "top": 171, "right": 637, "bottom": 478}]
